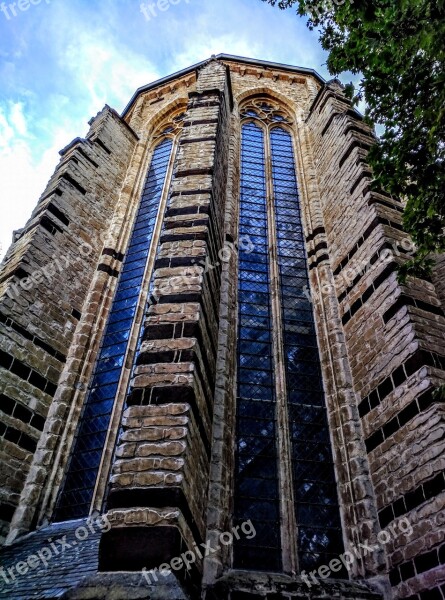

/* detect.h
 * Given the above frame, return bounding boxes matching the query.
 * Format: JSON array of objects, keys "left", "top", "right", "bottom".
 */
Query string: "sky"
[{"left": 0, "top": 0, "right": 348, "bottom": 260}]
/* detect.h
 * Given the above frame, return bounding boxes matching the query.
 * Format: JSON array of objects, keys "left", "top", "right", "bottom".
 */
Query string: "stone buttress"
[
  {"left": 307, "top": 80, "right": 445, "bottom": 599},
  {"left": 0, "top": 107, "right": 138, "bottom": 543},
  {"left": 98, "top": 61, "right": 232, "bottom": 588}
]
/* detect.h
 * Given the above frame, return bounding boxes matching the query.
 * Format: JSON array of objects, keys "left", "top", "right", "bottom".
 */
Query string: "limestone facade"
[{"left": 0, "top": 55, "right": 444, "bottom": 600}]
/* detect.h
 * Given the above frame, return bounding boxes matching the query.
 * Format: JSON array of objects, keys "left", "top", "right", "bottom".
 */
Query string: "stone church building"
[{"left": 0, "top": 55, "right": 444, "bottom": 599}]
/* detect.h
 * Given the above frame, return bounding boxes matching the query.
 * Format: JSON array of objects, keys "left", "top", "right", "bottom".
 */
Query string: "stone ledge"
[
  {"left": 203, "top": 570, "right": 384, "bottom": 600},
  {"left": 60, "top": 572, "right": 191, "bottom": 600}
]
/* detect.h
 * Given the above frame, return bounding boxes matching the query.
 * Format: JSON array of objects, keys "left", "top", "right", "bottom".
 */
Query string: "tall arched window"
[
  {"left": 234, "top": 120, "right": 282, "bottom": 570},
  {"left": 234, "top": 100, "right": 345, "bottom": 574},
  {"left": 54, "top": 126, "right": 179, "bottom": 522}
]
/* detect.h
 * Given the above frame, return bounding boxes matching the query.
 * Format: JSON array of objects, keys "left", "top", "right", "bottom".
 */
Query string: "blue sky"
[{"left": 0, "top": 0, "right": 339, "bottom": 259}]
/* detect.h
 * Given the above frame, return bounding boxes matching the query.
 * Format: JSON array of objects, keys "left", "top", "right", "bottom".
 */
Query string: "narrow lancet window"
[
  {"left": 270, "top": 127, "right": 345, "bottom": 573},
  {"left": 54, "top": 138, "right": 173, "bottom": 521},
  {"left": 234, "top": 122, "right": 282, "bottom": 571},
  {"left": 234, "top": 108, "right": 345, "bottom": 575}
]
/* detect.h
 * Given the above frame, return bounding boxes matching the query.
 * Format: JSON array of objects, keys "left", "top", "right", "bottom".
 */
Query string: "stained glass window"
[
  {"left": 234, "top": 122, "right": 282, "bottom": 571},
  {"left": 234, "top": 115, "right": 345, "bottom": 575},
  {"left": 270, "top": 127, "right": 345, "bottom": 574},
  {"left": 54, "top": 138, "right": 173, "bottom": 521}
]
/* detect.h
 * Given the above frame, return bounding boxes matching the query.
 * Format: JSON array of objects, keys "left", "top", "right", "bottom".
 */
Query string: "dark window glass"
[
  {"left": 234, "top": 121, "right": 282, "bottom": 571},
  {"left": 54, "top": 138, "right": 173, "bottom": 521},
  {"left": 270, "top": 126, "right": 345, "bottom": 572}
]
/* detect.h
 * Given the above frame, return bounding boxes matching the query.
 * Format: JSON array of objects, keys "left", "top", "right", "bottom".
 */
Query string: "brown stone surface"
[{"left": 2, "top": 55, "right": 444, "bottom": 600}]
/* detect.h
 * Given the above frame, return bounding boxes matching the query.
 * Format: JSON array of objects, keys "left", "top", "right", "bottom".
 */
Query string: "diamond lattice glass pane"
[
  {"left": 54, "top": 138, "right": 173, "bottom": 522},
  {"left": 234, "top": 121, "right": 282, "bottom": 571},
  {"left": 271, "top": 126, "right": 344, "bottom": 572}
]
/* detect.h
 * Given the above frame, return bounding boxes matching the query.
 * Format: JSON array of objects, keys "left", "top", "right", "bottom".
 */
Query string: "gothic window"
[
  {"left": 234, "top": 122, "right": 282, "bottom": 571},
  {"left": 234, "top": 102, "right": 345, "bottom": 574},
  {"left": 54, "top": 130, "right": 177, "bottom": 522}
]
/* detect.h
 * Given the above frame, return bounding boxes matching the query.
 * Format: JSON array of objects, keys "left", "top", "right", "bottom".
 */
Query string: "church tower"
[{"left": 1, "top": 55, "right": 444, "bottom": 600}]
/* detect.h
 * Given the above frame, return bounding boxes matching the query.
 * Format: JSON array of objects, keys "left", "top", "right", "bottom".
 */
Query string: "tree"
[{"left": 263, "top": 0, "right": 445, "bottom": 279}]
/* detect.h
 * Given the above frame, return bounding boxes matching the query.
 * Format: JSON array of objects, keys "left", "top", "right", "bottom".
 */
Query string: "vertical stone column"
[
  {"left": 99, "top": 61, "right": 232, "bottom": 585},
  {"left": 201, "top": 108, "right": 240, "bottom": 590},
  {"left": 1, "top": 106, "right": 138, "bottom": 543},
  {"left": 297, "top": 99, "right": 384, "bottom": 583},
  {"left": 309, "top": 81, "right": 445, "bottom": 598}
]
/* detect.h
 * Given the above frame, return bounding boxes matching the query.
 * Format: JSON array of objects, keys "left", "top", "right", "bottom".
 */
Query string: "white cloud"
[
  {"left": 171, "top": 35, "right": 264, "bottom": 72},
  {"left": 0, "top": 140, "right": 54, "bottom": 260},
  {"left": 0, "top": 106, "right": 15, "bottom": 149},
  {"left": 0, "top": 21, "right": 162, "bottom": 260},
  {"left": 56, "top": 28, "right": 161, "bottom": 114},
  {"left": 9, "top": 101, "right": 27, "bottom": 136},
  {"left": 0, "top": 102, "right": 79, "bottom": 260}
]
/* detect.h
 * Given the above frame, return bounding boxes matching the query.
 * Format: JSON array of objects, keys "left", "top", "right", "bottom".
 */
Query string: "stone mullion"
[
  {"left": 90, "top": 136, "right": 178, "bottom": 515},
  {"left": 202, "top": 109, "right": 241, "bottom": 588},
  {"left": 264, "top": 125, "right": 299, "bottom": 575}
]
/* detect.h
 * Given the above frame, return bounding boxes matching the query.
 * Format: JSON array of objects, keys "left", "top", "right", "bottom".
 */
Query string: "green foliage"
[{"left": 264, "top": 0, "right": 445, "bottom": 275}]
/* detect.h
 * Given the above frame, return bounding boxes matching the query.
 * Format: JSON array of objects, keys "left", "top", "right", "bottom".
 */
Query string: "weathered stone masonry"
[
  {"left": 1, "top": 55, "right": 444, "bottom": 600},
  {"left": 100, "top": 61, "right": 232, "bottom": 584},
  {"left": 0, "top": 106, "right": 138, "bottom": 543},
  {"left": 307, "top": 81, "right": 445, "bottom": 599}
]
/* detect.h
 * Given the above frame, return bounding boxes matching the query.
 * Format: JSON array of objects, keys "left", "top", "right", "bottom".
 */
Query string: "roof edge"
[{"left": 121, "top": 54, "right": 326, "bottom": 118}]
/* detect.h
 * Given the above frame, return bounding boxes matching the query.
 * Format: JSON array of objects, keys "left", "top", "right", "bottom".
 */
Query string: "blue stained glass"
[
  {"left": 270, "top": 126, "right": 345, "bottom": 573},
  {"left": 86, "top": 384, "right": 117, "bottom": 402},
  {"left": 238, "top": 399, "right": 275, "bottom": 419},
  {"left": 118, "top": 265, "right": 146, "bottom": 282},
  {"left": 238, "top": 290, "right": 269, "bottom": 305},
  {"left": 111, "top": 296, "right": 139, "bottom": 313},
  {"left": 94, "top": 354, "right": 125, "bottom": 372},
  {"left": 239, "top": 281, "right": 269, "bottom": 294},
  {"left": 98, "top": 342, "right": 128, "bottom": 360},
  {"left": 90, "top": 368, "right": 122, "bottom": 386},
  {"left": 240, "top": 321, "right": 270, "bottom": 334},
  {"left": 234, "top": 121, "right": 282, "bottom": 572},
  {"left": 54, "top": 138, "right": 173, "bottom": 521},
  {"left": 68, "top": 451, "right": 103, "bottom": 473},
  {"left": 240, "top": 261, "right": 268, "bottom": 274},
  {"left": 116, "top": 280, "right": 143, "bottom": 295},
  {"left": 124, "top": 250, "right": 149, "bottom": 266},
  {"left": 100, "top": 330, "right": 131, "bottom": 347},
  {"left": 240, "top": 251, "right": 268, "bottom": 263},
  {"left": 127, "top": 240, "right": 150, "bottom": 254},
  {"left": 83, "top": 400, "right": 115, "bottom": 419}
]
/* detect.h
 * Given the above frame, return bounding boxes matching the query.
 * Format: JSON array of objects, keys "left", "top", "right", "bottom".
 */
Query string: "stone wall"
[
  {"left": 0, "top": 106, "right": 138, "bottom": 543},
  {"left": 433, "top": 254, "right": 445, "bottom": 311},
  {"left": 307, "top": 82, "right": 445, "bottom": 599},
  {"left": 1, "top": 56, "right": 444, "bottom": 600}
]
